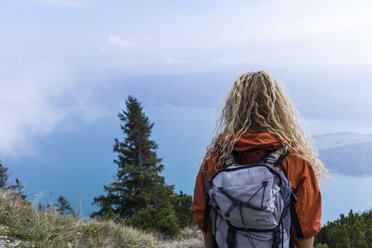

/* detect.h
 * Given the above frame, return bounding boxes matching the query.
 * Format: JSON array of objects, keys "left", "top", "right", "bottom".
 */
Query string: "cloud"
[
  {"left": 145, "top": 0, "right": 372, "bottom": 69},
  {"left": 165, "top": 57, "right": 193, "bottom": 65},
  {"left": 248, "top": 14, "right": 372, "bottom": 45},
  {"left": 0, "top": 62, "right": 71, "bottom": 157},
  {"left": 0, "top": 57, "right": 107, "bottom": 158},
  {"left": 107, "top": 35, "right": 138, "bottom": 50}
]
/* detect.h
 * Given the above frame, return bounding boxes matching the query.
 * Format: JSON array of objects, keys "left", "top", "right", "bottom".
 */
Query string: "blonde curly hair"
[{"left": 205, "top": 71, "right": 327, "bottom": 180}]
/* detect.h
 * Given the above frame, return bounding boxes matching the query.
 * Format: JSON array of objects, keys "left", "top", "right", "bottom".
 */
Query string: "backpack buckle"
[
  {"left": 265, "top": 155, "right": 277, "bottom": 164},
  {"left": 225, "top": 157, "right": 235, "bottom": 167}
]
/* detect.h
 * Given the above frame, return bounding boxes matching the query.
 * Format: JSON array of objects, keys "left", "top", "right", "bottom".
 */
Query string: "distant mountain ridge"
[{"left": 313, "top": 132, "right": 372, "bottom": 175}]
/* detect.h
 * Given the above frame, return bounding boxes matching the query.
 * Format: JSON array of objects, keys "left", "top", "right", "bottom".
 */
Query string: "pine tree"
[
  {"left": 54, "top": 196, "right": 75, "bottom": 215},
  {"left": 91, "top": 96, "right": 174, "bottom": 219},
  {"left": 0, "top": 161, "right": 9, "bottom": 188},
  {"left": 0, "top": 161, "right": 26, "bottom": 200}
]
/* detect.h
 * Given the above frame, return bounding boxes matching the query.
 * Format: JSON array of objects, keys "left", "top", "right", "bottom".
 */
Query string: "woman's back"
[{"left": 192, "top": 71, "right": 326, "bottom": 248}]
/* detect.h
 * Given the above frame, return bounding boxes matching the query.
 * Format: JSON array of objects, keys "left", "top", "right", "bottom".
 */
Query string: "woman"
[{"left": 193, "top": 71, "right": 327, "bottom": 248}]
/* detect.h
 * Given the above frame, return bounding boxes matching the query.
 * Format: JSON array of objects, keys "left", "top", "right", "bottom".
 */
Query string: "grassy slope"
[
  {"left": 0, "top": 190, "right": 203, "bottom": 248},
  {"left": 0, "top": 190, "right": 159, "bottom": 248}
]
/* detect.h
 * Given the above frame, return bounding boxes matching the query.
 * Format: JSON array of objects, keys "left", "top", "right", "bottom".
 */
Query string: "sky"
[
  {"left": 1, "top": 0, "right": 372, "bottom": 218},
  {"left": 2, "top": 0, "right": 372, "bottom": 157}
]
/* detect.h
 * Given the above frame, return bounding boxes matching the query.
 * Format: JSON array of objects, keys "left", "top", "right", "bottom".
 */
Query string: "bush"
[
  {"left": 170, "top": 191, "right": 194, "bottom": 229},
  {"left": 128, "top": 203, "right": 180, "bottom": 237},
  {"left": 315, "top": 243, "right": 329, "bottom": 248},
  {"left": 125, "top": 190, "right": 193, "bottom": 237}
]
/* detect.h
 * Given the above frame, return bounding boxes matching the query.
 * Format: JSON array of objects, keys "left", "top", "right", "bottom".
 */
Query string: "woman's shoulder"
[
  {"left": 281, "top": 151, "right": 316, "bottom": 188},
  {"left": 286, "top": 150, "right": 308, "bottom": 165},
  {"left": 199, "top": 148, "right": 218, "bottom": 176}
]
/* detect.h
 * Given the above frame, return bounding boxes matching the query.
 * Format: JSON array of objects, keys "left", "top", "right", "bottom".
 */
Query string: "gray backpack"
[{"left": 203, "top": 147, "right": 304, "bottom": 248}]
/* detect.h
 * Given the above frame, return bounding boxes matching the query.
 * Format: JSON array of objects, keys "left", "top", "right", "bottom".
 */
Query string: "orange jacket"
[{"left": 192, "top": 132, "right": 322, "bottom": 246}]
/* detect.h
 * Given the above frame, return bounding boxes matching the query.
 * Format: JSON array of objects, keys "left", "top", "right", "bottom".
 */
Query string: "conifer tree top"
[{"left": 91, "top": 96, "right": 173, "bottom": 219}]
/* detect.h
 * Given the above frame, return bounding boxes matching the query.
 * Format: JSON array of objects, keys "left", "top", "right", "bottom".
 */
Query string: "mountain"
[{"left": 313, "top": 132, "right": 372, "bottom": 175}]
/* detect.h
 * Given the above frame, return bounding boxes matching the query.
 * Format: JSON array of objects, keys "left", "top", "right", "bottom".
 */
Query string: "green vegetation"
[
  {"left": 124, "top": 191, "right": 193, "bottom": 237},
  {"left": 315, "top": 210, "right": 372, "bottom": 248},
  {"left": 128, "top": 202, "right": 180, "bottom": 237},
  {"left": 170, "top": 191, "right": 194, "bottom": 229},
  {"left": 91, "top": 96, "right": 193, "bottom": 236}
]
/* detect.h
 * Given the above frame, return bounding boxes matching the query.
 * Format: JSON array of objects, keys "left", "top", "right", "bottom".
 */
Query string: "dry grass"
[
  {"left": 0, "top": 190, "right": 158, "bottom": 248},
  {"left": 0, "top": 190, "right": 205, "bottom": 248},
  {"left": 156, "top": 226, "right": 203, "bottom": 248}
]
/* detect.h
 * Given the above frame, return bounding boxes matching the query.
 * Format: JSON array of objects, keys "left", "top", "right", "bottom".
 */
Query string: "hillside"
[
  {"left": 315, "top": 209, "right": 372, "bottom": 247},
  {"left": 0, "top": 190, "right": 203, "bottom": 248},
  {"left": 313, "top": 132, "right": 372, "bottom": 150},
  {"left": 313, "top": 132, "right": 372, "bottom": 175}
]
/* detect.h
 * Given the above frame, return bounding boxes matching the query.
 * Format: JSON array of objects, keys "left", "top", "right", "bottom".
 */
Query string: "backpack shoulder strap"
[
  {"left": 216, "top": 144, "right": 290, "bottom": 167},
  {"left": 215, "top": 144, "right": 243, "bottom": 167},
  {"left": 261, "top": 146, "right": 290, "bottom": 167},
  {"left": 290, "top": 193, "right": 305, "bottom": 239},
  {"left": 203, "top": 194, "right": 211, "bottom": 232}
]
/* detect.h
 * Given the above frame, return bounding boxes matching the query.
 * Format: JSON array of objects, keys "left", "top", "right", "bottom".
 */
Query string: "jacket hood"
[{"left": 233, "top": 132, "right": 282, "bottom": 152}]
